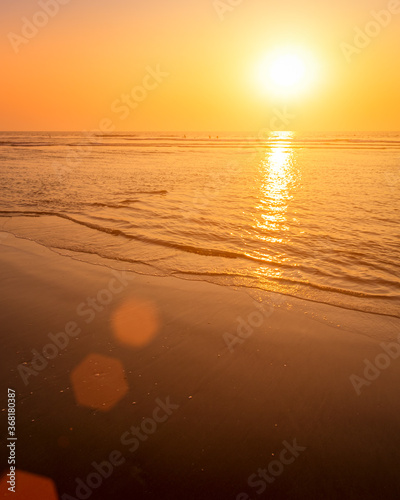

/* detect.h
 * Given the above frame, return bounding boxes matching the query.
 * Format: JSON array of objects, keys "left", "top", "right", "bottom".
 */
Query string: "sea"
[{"left": 0, "top": 131, "right": 399, "bottom": 318}]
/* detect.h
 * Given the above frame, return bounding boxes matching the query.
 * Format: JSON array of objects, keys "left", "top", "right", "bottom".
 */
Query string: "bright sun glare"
[
  {"left": 270, "top": 54, "right": 306, "bottom": 88},
  {"left": 257, "top": 49, "right": 317, "bottom": 97}
]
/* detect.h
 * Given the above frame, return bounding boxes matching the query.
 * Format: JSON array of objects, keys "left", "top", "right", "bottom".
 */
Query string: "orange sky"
[{"left": 1, "top": 0, "right": 399, "bottom": 131}]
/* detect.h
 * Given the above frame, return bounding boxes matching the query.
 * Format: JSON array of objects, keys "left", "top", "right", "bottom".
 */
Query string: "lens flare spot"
[
  {"left": 0, "top": 470, "right": 59, "bottom": 500},
  {"left": 111, "top": 297, "right": 159, "bottom": 348},
  {"left": 71, "top": 353, "right": 128, "bottom": 412}
]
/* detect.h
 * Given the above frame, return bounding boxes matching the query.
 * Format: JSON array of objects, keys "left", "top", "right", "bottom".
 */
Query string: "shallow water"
[{"left": 1, "top": 131, "right": 399, "bottom": 317}]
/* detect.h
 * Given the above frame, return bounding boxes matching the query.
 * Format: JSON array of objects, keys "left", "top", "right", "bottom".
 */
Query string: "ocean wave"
[
  {"left": 0, "top": 209, "right": 282, "bottom": 263},
  {"left": 1, "top": 208, "right": 398, "bottom": 294},
  {"left": 88, "top": 202, "right": 137, "bottom": 209},
  {"left": 128, "top": 190, "right": 168, "bottom": 195}
]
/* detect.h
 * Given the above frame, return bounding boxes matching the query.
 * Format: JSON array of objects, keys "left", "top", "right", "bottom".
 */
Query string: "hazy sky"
[{"left": 1, "top": 0, "right": 399, "bottom": 131}]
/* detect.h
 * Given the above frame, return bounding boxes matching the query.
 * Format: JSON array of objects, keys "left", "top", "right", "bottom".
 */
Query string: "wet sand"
[{"left": 1, "top": 232, "right": 400, "bottom": 499}]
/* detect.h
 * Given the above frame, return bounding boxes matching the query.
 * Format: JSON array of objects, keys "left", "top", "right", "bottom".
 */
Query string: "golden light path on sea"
[{"left": 251, "top": 132, "right": 297, "bottom": 284}]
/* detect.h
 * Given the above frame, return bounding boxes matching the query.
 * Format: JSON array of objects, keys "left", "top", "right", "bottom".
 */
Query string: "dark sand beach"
[{"left": 1, "top": 232, "right": 400, "bottom": 499}]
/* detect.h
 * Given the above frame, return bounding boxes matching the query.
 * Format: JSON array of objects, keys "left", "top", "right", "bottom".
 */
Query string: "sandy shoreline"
[{"left": 1, "top": 231, "right": 400, "bottom": 499}]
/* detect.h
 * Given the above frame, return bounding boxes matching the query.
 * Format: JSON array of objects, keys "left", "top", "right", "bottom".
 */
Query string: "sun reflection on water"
[
  {"left": 257, "top": 132, "right": 296, "bottom": 233},
  {"left": 253, "top": 131, "right": 299, "bottom": 281}
]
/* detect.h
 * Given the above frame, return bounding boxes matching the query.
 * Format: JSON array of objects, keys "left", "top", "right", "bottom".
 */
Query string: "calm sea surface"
[{"left": 0, "top": 131, "right": 399, "bottom": 317}]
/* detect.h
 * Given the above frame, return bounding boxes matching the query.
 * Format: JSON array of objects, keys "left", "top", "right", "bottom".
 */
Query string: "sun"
[
  {"left": 256, "top": 48, "right": 317, "bottom": 97},
  {"left": 270, "top": 54, "right": 306, "bottom": 89}
]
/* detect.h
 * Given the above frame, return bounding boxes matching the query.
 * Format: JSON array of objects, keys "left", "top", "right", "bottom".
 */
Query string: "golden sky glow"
[{"left": 1, "top": 0, "right": 399, "bottom": 131}]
